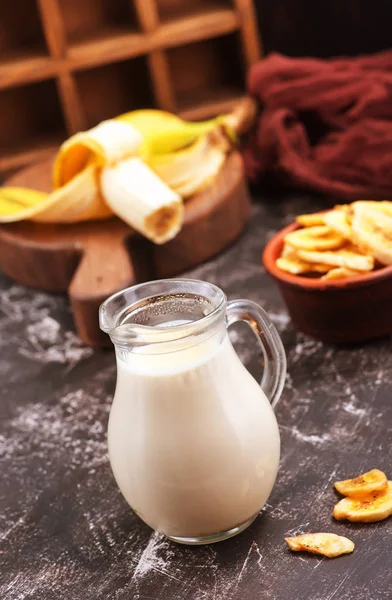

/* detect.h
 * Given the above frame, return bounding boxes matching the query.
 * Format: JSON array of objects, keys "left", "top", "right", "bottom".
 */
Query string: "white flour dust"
[
  {"left": 132, "top": 532, "right": 179, "bottom": 582},
  {"left": 21, "top": 316, "right": 93, "bottom": 366},
  {"left": 1, "top": 388, "right": 111, "bottom": 469},
  {"left": 0, "top": 285, "right": 93, "bottom": 367},
  {"left": 343, "top": 400, "right": 367, "bottom": 417},
  {"left": 291, "top": 427, "right": 331, "bottom": 446}
]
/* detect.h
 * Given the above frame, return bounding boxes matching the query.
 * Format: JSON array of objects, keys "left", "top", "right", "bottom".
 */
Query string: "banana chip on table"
[
  {"left": 334, "top": 469, "right": 388, "bottom": 498},
  {"left": 333, "top": 481, "right": 392, "bottom": 523},
  {"left": 285, "top": 533, "right": 355, "bottom": 558}
]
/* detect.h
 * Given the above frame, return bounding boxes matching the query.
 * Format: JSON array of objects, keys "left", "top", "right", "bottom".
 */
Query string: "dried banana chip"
[
  {"left": 352, "top": 205, "right": 392, "bottom": 265},
  {"left": 296, "top": 247, "right": 374, "bottom": 272},
  {"left": 276, "top": 257, "right": 312, "bottom": 275},
  {"left": 278, "top": 243, "right": 333, "bottom": 274},
  {"left": 296, "top": 213, "right": 326, "bottom": 227},
  {"left": 334, "top": 469, "right": 388, "bottom": 498},
  {"left": 323, "top": 208, "right": 353, "bottom": 240},
  {"left": 281, "top": 243, "right": 296, "bottom": 258},
  {"left": 333, "top": 481, "right": 392, "bottom": 522},
  {"left": 321, "top": 267, "right": 362, "bottom": 281},
  {"left": 352, "top": 200, "right": 392, "bottom": 218},
  {"left": 285, "top": 226, "right": 344, "bottom": 251},
  {"left": 277, "top": 257, "right": 332, "bottom": 275},
  {"left": 285, "top": 533, "right": 355, "bottom": 558}
]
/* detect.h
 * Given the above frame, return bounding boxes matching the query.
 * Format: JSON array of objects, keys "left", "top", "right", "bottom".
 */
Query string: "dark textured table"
[{"left": 1, "top": 196, "right": 391, "bottom": 600}]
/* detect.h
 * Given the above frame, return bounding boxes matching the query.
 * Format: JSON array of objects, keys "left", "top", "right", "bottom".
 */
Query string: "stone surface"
[{"left": 1, "top": 196, "right": 391, "bottom": 600}]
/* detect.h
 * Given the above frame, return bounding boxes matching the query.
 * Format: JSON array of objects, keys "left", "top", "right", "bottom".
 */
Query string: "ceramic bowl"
[{"left": 263, "top": 221, "right": 392, "bottom": 343}]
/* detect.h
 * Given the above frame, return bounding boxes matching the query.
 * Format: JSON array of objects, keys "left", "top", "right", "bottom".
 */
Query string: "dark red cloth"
[{"left": 244, "top": 51, "right": 392, "bottom": 199}]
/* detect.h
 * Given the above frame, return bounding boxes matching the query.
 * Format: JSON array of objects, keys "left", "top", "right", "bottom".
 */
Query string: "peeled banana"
[
  {"left": 0, "top": 101, "right": 255, "bottom": 242},
  {"left": 101, "top": 157, "right": 183, "bottom": 244}
]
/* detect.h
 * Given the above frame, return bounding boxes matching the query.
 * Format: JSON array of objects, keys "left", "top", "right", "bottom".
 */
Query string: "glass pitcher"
[{"left": 100, "top": 279, "right": 286, "bottom": 545}]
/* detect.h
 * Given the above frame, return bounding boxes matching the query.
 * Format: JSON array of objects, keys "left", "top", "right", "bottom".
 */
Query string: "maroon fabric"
[{"left": 244, "top": 51, "right": 392, "bottom": 199}]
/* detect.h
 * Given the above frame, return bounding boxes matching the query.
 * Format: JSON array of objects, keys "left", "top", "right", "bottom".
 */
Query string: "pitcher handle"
[{"left": 226, "top": 300, "right": 286, "bottom": 410}]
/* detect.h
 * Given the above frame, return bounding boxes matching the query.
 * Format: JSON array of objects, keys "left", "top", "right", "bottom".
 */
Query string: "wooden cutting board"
[{"left": 0, "top": 152, "right": 251, "bottom": 346}]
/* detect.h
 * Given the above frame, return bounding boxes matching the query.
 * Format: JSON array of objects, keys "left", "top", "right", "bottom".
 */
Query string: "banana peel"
[
  {"left": 53, "top": 119, "right": 143, "bottom": 188},
  {"left": 118, "top": 109, "right": 235, "bottom": 158},
  {"left": 0, "top": 166, "right": 112, "bottom": 224}
]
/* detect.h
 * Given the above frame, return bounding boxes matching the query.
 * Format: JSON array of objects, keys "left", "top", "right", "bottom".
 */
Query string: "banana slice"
[
  {"left": 352, "top": 200, "right": 392, "bottom": 217},
  {"left": 277, "top": 256, "right": 332, "bottom": 275},
  {"left": 54, "top": 119, "right": 143, "bottom": 188},
  {"left": 333, "top": 481, "right": 392, "bottom": 522},
  {"left": 323, "top": 208, "right": 353, "bottom": 240},
  {"left": 334, "top": 469, "right": 388, "bottom": 498},
  {"left": 321, "top": 267, "right": 362, "bottom": 281},
  {"left": 285, "top": 226, "right": 344, "bottom": 251},
  {"left": 351, "top": 204, "right": 392, "bottom": 265},
  {"left": 101, "top": 157, "right": 183, "bottom": 244},
  {"left": 296, "top": 247, "right": 374, "bottom": 272},
  {"left": 285, "top": 533, "right": 355, "bottom": 558},
  {"left": 295, "top": 213, "right": 326, "bottom": 227}
]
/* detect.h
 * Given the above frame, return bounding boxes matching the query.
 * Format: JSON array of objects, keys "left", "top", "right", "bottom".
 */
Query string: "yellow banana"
[
  {"left": 1, "top": 102, "right": 252, "bottom": 241},
  {"left": 118, "top": 109, "right": 235, "bottom": 158}
]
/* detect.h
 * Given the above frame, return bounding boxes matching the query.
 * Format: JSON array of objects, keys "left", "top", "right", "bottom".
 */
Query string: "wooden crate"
[{"left": 0, "top": 0, "right": 261, "bottom": 176}]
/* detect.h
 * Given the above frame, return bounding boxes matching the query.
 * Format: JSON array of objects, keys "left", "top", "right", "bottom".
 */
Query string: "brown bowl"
[{"left": 263, "top": 222, "right": 392, "bottom": 343}]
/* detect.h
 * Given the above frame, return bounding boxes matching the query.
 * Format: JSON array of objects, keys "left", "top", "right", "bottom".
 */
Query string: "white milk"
[{"left": 108, "top": 328, "right": 280, "bottom": 539}]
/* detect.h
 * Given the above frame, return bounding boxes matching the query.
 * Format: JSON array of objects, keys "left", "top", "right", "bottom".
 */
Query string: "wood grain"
[{"left": 0, "top": 151, "right": 251, "bottom": 345}]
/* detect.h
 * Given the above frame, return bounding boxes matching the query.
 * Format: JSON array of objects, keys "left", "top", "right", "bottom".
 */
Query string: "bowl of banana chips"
[{"left": 263, "top": 201, "right": 392, "bottom": 343}]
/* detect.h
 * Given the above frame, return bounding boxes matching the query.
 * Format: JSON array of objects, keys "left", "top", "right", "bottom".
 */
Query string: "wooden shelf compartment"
[
  {"left": 154, "top": 6, "right": 239, "bottom": 50},
  {"left": 0, "top": 0, "right": 50, "bottom": 87},
  {"left": 167, "top": 33, "right": 245, "bottom": 118},
  {"left": 74, "top": 57, "right": 156, "bottom": 129},
  {"left": 0, "top": 79, "right": 67, "bottom": 173},
  {"left": 156, "top": 0, "right": 234, "bottom": 24},
  {"left": 58, "top": 0, "right": 142, "bottom": 47}
]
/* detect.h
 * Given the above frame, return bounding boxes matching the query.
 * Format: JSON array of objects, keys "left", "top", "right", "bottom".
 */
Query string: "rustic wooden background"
[{"left": 255, "top": 0, "right": 392, "bottom": 57}]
